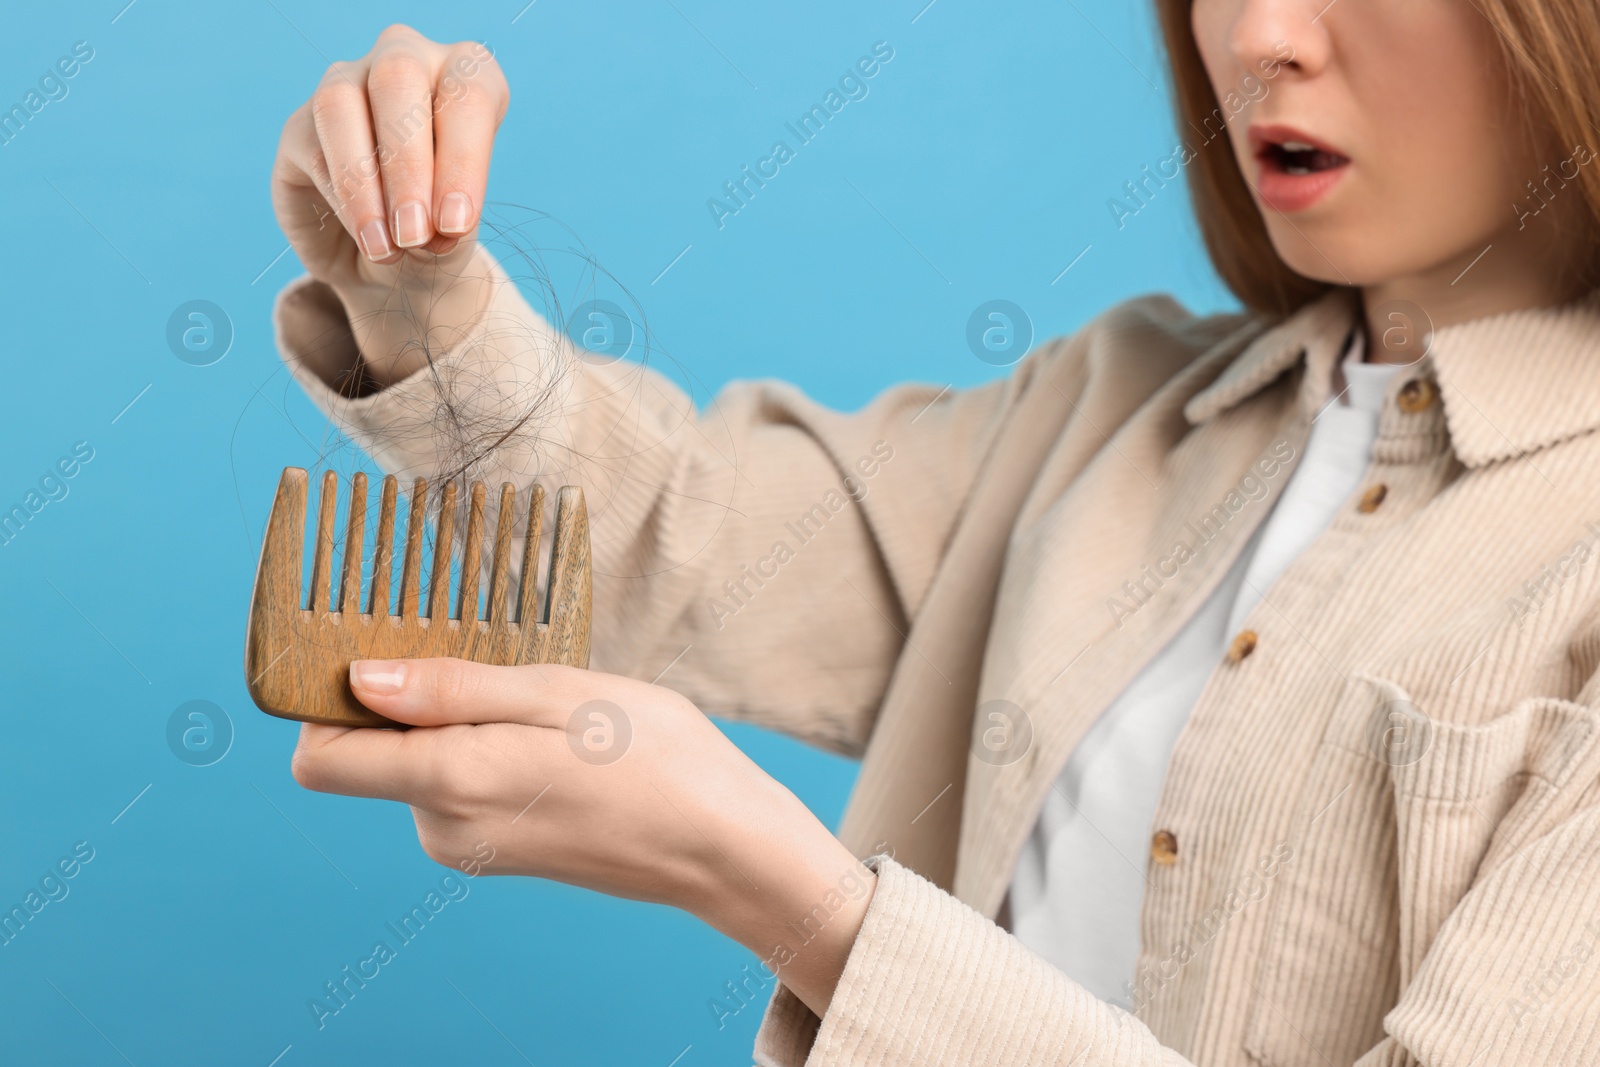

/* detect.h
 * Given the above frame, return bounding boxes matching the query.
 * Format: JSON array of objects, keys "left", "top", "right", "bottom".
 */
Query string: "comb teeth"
[
  {"left": 288, "top": 470, "right": 557, "bottom": 623},
  {"left": 245, "top": 466, "right": 591, "bottom": 727}
]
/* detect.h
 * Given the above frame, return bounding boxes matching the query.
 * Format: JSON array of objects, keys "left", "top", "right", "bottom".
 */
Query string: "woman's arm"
[
  {"left": 288, "top": 654, "right": 877, "bottom": 1019},
  {"left": 287, "top": 651, "right": 1198, "bottom": 1064},
  {"left": 270, "top": 26, "right": 1031, "bottom": 755}
]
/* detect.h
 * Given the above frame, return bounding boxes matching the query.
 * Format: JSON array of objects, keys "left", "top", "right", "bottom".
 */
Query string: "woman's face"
[{"left": 1190, "top": 0, "right": 1577, "bottom": 294}]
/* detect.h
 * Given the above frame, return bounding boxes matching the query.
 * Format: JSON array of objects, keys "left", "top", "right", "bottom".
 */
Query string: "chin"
[
  {"left": 1260, "top": 216, "right": 1407, "bottom": 290},
  {"left": 1261, "top": 207, "right": 1513, "bottom": 293}
]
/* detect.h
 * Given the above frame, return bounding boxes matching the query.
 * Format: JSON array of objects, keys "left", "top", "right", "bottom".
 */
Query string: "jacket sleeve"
[
  {"left": 753, "top": 855, "right": 1193, "bottom": 1066},
  {"left": 273, "top": 246, "right": 1040, "bottom": 756}
]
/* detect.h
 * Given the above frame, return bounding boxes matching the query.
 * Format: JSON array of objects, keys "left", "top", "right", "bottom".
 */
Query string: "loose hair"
[{"left": 1154, "top": 0, "right": 1600, "bottom": 320}]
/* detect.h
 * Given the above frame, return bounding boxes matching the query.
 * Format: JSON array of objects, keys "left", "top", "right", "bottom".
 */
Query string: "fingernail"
[
  {"left": 392, "top": 200, "right": 430, "bottom": 248},
  {"left": 438, "top": 191, "right": 473, "bottom": 235},
  {"left": 358, "top": 218, "right": 393, "bottom": 261},
  {"left": 351, "top": 659, "right": 408, "bottom": 694}
]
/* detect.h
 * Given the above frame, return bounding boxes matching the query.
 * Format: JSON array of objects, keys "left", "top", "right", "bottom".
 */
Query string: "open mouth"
[
  {"left": 1259, "top": 139, "right": 1349, "bottom": 176},
  {"left": 1248, "top": 125, "right": 1351, "bottom": 212}
]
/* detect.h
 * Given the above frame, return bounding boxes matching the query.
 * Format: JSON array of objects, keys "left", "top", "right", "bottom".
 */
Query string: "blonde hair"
[{"left": 1154, "top": 0, "right": 1600, "bottom": 319}]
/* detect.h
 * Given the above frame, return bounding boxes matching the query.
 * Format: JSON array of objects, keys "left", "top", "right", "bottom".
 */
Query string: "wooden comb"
[{"left": 245, "top": 467, "right": 591, "bottom": 727}]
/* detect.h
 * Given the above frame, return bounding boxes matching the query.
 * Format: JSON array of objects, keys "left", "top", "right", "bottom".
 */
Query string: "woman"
[{"left": 270, "top": 1, "right": 1600, "bottom": 1063}]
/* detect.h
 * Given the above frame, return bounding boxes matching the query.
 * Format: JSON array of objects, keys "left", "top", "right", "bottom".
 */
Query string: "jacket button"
[
  {"left": 1151, "top": 830, "right": 1179, "bottom": 866},
  {"left": 1358, "top": 484, "right": 1389, "bottom": 513},
  {"left": 1226, "top": 629, "right": 1258, "bottom": 663},
  {"left": 1397, "top": 378, "right": 1438, "bottom": 413}
]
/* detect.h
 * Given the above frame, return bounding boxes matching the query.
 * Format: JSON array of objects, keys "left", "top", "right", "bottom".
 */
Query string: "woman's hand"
[
  {"left": 290, "top": 658, "right": 877, "bottom": 1019},
  {"left": 270, "top": 24, "right": 509, "bottom": 384}
]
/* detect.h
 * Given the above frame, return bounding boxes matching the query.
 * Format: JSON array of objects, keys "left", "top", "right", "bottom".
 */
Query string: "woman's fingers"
[
  {"left": 290, "top": 722, "right": 423, "bottom": 801},
  {"left": 272, "top": 27, "right": 507, "bottom": 285},
  {"left": 308, "top": 57, "right": 397, "bottom": 263},
  {"left": 347, "top": 658, "right": 591, "bottom": 729},
  {"left": 302, "top": 36, "right": 502, "bottom": 261},
  {"left": 429, "top": 41, "right": 507, "bottom": 248},
  {"left": 367, "top": 31, "right": 437, "bottom": 250},
  {"left": 272, "top": 104, "right": 347, "bottom": 257}
]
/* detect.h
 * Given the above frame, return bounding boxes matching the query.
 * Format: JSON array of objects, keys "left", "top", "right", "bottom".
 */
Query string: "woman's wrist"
[
  {"left": 328, "top": 245, "right": 497, "bottom": 388},
  {"left": 685, "top": 784, "right": 878, "bottom": 1020}
]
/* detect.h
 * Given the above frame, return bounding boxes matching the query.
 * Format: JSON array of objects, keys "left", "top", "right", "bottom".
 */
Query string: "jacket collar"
[{"left": 1183, "top": 284, "right": 1600, "bottom": 467}]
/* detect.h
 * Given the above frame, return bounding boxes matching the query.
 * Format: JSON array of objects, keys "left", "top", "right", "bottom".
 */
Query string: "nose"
[{"left": 1227, "top": 0, "right": 1329, "bottom": 78}]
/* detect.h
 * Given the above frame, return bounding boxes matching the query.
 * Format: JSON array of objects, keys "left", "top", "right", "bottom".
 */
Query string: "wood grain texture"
[{"left": 244, "top": 467, "right": 592, "bottom": 728}]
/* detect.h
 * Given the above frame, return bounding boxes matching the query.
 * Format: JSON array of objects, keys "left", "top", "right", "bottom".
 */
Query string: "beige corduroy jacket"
[{"left": 276, "top": 251, "right": 1600, "bottom": 1066}]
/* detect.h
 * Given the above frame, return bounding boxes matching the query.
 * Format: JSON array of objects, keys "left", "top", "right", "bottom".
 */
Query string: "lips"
[{"left": 1248, "top": 123, "right": 1350, "bottom": 213}]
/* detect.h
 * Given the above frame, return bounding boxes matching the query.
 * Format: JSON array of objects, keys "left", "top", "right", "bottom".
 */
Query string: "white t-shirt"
[{"left": 1007, "top": 328, "right": 1402, "bottom": 1007}]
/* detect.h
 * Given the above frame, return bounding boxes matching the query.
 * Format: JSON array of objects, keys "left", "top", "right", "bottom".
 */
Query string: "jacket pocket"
[
  {"left": 1381, "top": 687, "right": 1600, "bottom": 987},
  {"left": 1242, "top": 675, "right": 1600, "bottom": 1066}
]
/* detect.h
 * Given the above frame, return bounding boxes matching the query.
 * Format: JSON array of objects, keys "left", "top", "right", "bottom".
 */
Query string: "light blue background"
[{"left": 0, "top": 1, "right": 1234, "bottom": 1064}]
